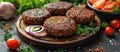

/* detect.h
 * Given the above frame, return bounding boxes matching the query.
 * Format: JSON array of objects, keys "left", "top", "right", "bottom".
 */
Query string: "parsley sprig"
[
  {"left": 19, "top": 46, "right": 34, "bottom": 52},
  {"left": 112, "top": 6, "right": 120, "bottom": 14},
  {"left": 75, "top": 22, "right": 99, "bottom": 36}
]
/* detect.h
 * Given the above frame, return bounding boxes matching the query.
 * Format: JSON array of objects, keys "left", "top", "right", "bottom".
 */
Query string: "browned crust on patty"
[
  {"left": 45, "top": 1, "right": 73, "bottom": 15},
  {"left": 43, "top": 16, "right": 76, "bottom": 37},
  {"left": 66, "top": 7, "right": 95, "bottom": 24},
  {"left": 21, "top": 8, "right": 51, "bottom": 25}
]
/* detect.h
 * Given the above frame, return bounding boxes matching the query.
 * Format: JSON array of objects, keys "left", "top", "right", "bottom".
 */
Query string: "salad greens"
[
  {"left": 112, "top": 6, "right": 120, "bottom": 14},
  {"left": 1, "top": 0, "right": 59, "bottom": 15},
  {"left": 65, "top": 0, "right": 87, "bottom": 5},
  {"left": 19, "top": 46, "right": 34, "bottom": 52},
  {"left": 1, "top": 0, "right": 88, "bottom": 15},
  {"left": 75, "top": 22, "right": 99, "bottom": 36}
]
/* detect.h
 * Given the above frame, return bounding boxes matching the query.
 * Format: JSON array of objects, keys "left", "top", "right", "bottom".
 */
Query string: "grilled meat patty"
[
  {"left": 43, "top": 16, "right": 76, "bottom": 37},
  {"left": 66, "top": 7, "right": 95, "bottom": 24},
  {"left": 45, "top": 1, "right": 73, "bottom": 15},
  {"left": 22, "top": 8, "right": 51, "bottom": 25}
]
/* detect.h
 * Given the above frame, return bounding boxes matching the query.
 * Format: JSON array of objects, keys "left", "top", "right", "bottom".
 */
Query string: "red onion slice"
[
  {"left": 25, "top": 26, "right": 33, "bottom": 33},
  {"left": 29, "top": 25, "right": 48, "bottom": 37}
]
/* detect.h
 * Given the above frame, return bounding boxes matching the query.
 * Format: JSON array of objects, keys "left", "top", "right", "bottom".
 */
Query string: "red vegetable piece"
[
  {"left": 89, "top": 0, "right": 98, "bottom": 5},
  {"left": 104, "top": 26, "right": 113, "bottom": 36},
  {"left": 92, "top": 0, "right": 106, "bottom": 9},
  {"left": 103, "top": 1, "right": 116, "bottom": 10},
  {"left": 110, "top": 19, "right": 120, "bottom": 29},
  {"left": 6, "top": 38, "right": 19, "bottom": 50}
]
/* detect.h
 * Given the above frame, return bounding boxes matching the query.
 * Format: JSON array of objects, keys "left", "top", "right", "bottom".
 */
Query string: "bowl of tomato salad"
[{"left": 87, "top": 0, "right": 120, "bottom": 20}]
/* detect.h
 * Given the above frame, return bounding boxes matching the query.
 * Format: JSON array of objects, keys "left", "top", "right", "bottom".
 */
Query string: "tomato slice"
[
  {"left": 92, "top": 0, "right": 106, "bottom": 9},
  {"left": 103, "top": 1, "right": 116, "bottom": 10},
  {"left": 100, "top": 1, "right": 116, "bottom": 12},
  {"left": 89, "top": 0, "right": 98, "bottom": 5}
]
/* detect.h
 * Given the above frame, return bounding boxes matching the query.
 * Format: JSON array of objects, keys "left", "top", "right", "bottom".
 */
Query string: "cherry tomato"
[
  {"left": 89, "top": 0, "right": 98, "bottom": 5},
  {"left": 92, "top": 0, "right": 106, "bottom": 9},
  {"left": 6, "top": 38, "right": 19, "bottom": 50},
  {"left": 104, "top": 26, "right": 113, "bottom": 36},
  {"left": 110, "top": 19, "right": 120, "bottom": 29}
]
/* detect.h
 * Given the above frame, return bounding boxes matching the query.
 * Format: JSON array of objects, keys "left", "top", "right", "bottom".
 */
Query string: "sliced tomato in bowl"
[
  {"left": 92, "top": 0, "right": 106, "bottom": 9},
  {"left": 101, "top": 1, "right": 116, "bottom": 12},
  {"left": 89, "top": 0, "right": 98, "bottom": 5},
  {"left": 103, "top": 1, "right": 116, "bottom": 10}
]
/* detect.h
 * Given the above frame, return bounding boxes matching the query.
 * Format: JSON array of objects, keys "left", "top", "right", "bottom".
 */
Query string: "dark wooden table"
[{"left": 0, "top": 15, "right": 120, "bottom": 52}]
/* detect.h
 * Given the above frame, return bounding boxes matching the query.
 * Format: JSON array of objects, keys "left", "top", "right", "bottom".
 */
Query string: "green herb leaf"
[
  {"left": 3, "top": 33, "right": 12, "bottom": 41},
  {"left": 75, "top": 22, "right": 99, "bottom": 36},
  {"left": 89, "top": 21, "right": 94, "bottom": 27},
  {"left": 101, "top": 22, "right": 109, "bottom": 28},
  {"left": 20, "top": 46, "right": 34, "bottom": 52},
  {"left": 112, "top": 6, "right": 120, "bottom": 14},
  {"left": 56, "top": 48, "right": 64, "bottom": 52}
]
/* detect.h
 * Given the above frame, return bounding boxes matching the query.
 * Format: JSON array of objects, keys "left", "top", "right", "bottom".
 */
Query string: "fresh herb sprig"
[
  {"left": 112, "top": 6, "right": 120, "bottom": 14},
  {"left": 65, "top": 0, "right": 87, "bottom": 6},
  {"left": 75, "top": 22, "right": 99, "bottom": 36},
  {"left": 19, "top": 46, "right": 34, "bottom": 52},
  {"left": 56, "top": 48, "right": 64, "bottom": 52},
  {"left": 101, "top": 22, "right": 109, "bottom": 28}
]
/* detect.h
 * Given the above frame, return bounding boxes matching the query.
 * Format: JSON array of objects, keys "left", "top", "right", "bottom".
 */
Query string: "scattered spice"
[
  {"left": 0, "top": 21, "right": 14, "bottom": 30},
  {"left": 109, "top": 39, "right": 117, "bottom": 46},
  {"left": 88, "top": 49, "right": 92, "bottom": 52},
  {"left": 94, "top": 46, "right": 102, "bottom": 52},
  {"left": 2, "top": 24, "right": 11, "bottom": 30}
]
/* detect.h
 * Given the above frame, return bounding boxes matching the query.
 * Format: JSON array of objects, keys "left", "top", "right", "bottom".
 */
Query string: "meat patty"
[
  {"left": 45, "top": 1, "right": 73, "bottom": 15},
  {"left": 21, "top": 8, "right": 51, "bottom": 25},
  {"left": 43, "top": 16, "right": 76, "bottom": 37},
  {"left": 66, "top": 7, "right": 95, "bottom": 24}
]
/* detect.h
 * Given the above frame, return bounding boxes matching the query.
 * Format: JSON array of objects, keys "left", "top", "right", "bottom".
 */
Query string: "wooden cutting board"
[{"left": 16, "top": 16, "right": 101, "bottom": 48}]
